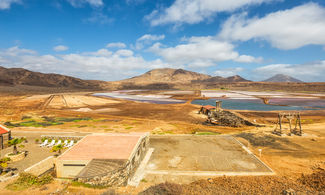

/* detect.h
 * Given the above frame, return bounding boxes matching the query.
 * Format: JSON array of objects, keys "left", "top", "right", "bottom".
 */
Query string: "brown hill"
[
  {"left": 263, "top": 74, "right": 303, "bottom": 83},
  {"left": 0, "top": 66, "right": 105, "bottom": 89},
  {"left": 120, "top": 68, "right": 211, "bottom": 84},
  {"left": 114, "top": 68, "right": 251, "bottom": 90},
  {"left": 197, "top": 75, "right": 251, "bottom": 83}
]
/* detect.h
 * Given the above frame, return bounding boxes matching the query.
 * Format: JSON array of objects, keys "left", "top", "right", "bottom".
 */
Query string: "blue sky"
[{"left": 1, "top": 0, "right": 325, "bottom": 82}]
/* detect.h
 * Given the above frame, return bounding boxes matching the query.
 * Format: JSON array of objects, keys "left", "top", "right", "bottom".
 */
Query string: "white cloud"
[
  {"left": 235, "top": 55, "right": 263, "bottom": 63},
  {"left": 83, "top": 49, "right": 112, "bottom": 57},
  {"left": 0, "top": 0, "right": 21, "bottom": 10},
  {"left": 66, "top": 0, "right": 103, "bottom": 7},
  {"left": 214, "top": 67, "right": 244, "bottom": 77},
  {"left": 1, "top": 46, "right": 36, "bottom": 56},
  {"left": 84, "top": 12, "right": 113, "bottom": 24},
  {"left": 53, "top": 45, "right": 69, "bottom": 52},
  {"left": 149, "top": 36, "right": 261, "bottom": 67},
  {"left": 106, "top": 42, "right": 126, "bottom": 48},
  {"left": 135, "top": 34, "right": 165, "bottom": 50},
  {"left": 138, "top": 34, "right": 165, "bottom": 42},
  {"left": 146, "top": 0, "right": 277, "bottom": 26},
  {"left": 0, "top": 46, "right": 169, "bottom": 81},
  {"left": 115, "top": 49, "right": 134, "bottom": 57},
  {"left": 219, "top": 3, "right": 325, "bottom": 50},
  {"left": 254, "top": 61, "right": 325, "bottom": 82}
]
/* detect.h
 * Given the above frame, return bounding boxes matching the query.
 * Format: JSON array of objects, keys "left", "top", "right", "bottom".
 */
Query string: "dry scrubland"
[{"left": 0, "top": 92, "right": 324, "bottom": 194}]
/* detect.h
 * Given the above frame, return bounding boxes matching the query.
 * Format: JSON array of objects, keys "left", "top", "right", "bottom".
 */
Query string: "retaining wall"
[{"left": 24, "top": 156, "right": 56, "bottom": 176}]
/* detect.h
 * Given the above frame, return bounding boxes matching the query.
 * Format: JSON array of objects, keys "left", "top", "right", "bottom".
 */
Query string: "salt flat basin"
[
  {"left": 192, "top": 99, "right": 318, "bottom": 111},
  {"left": 201, "top": 90, "right": 322, "bottom": 99},
  {"left": 269, "top": 98, "right": 325, "bottom": 109},
  {"left": 93, "top": 91, "right": 185, "bottom": 104}
]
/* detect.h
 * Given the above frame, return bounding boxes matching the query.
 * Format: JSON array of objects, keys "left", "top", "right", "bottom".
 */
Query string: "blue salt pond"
[{"left": 191, "top": 99, "right": 316, "bottom": 111}]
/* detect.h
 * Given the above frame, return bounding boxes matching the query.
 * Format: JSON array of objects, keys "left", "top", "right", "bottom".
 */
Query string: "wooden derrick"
[{"left": 273, "top": 112, "right": 302, "bottom": 136}]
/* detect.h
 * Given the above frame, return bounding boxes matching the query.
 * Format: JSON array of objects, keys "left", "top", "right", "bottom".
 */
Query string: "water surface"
[{"left": 192, "top": 99, "right": 315, "bottom": 111}]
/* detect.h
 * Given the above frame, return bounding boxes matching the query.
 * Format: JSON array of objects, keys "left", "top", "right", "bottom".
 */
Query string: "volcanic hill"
[
  {"left": 263, "top": 74, "right": 303, "bottom": 83},
  {"left": 0, "top": 66, "right": 106, "bottom": 89}
]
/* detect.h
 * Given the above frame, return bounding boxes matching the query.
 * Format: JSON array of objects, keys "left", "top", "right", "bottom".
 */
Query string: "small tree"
[
  {"left": 52, "top": 144, "right": 64, "bottom": 154},
  {"left": 8, "top": 138, "right": 23, "bottom": 155}
]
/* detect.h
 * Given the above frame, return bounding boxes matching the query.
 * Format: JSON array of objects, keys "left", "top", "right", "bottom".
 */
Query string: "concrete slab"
[{"left": 144, "top": 135, "right": 273, "bottom": 183}]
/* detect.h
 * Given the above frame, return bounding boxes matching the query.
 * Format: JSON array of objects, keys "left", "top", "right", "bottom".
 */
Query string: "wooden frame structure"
[{"left": 273, "top": 112, "right": 302, "bottom": 136}]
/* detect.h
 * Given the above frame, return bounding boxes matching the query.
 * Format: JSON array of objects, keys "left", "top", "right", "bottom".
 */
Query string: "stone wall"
[
  {"left": 77, "top": 135, "right": 149, "bottom": 187},
  {"left": 5, "top": 152, "right": 25, "bottom": 162},
  {"left": 211, "top": 110, "right": 256, "bottom": 127},
  {"left": 24, "top": 156, "right": 56, "bottom": 176},
  {"left": 41, "top": 135, "right": 83, "bottom": 142}
]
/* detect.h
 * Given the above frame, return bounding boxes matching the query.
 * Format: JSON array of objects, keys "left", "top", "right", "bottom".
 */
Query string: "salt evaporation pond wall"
[
  {"left": 268, "top": 98, "right": 325, "bottom": 109},
  {"left": 93, "top": 92, "right": 186, "bottom": 104},
  {"left": 192, "top": 99, "right": 315, "bottom": 111}
]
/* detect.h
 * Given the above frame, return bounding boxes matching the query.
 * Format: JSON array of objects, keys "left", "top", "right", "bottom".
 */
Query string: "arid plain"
[{"left": 0, "top": 89, "right": 324, "bottom": 194}]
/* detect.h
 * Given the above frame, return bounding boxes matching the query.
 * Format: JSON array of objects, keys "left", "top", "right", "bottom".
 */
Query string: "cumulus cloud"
[
  {"left": 146, "top": 0, "right": 276, "bottom": 26},
  {"left": 0, "top": 0, "right": 21, "bottom": 10},
  {"left": 84, "top": 12, "right": 113, "bottom": 24},
  {"left": 135, "top": 34, "right": 165, "bottom": 50},
  {"left": 214, "top": 67, "right": 244, "bottom": 77},
  {"left": 219, "top": 3, "right": 325, "bottom": 50},
  {"left": 66, "top": 0, "right": 103, "bottom": 7},
  {"left": 148, "top": 36, "right": 262, "bottom": 67},
  {"left": 0, "top": 46, "right": 169, "bottom": 81},
  {"left": 106, "top": 42, "right": 126, "bottom": 48},
  {"left": 53, "top": 45, "right": 69, "bottom": 52},
  {"left": 253, "top": 61, "right": 325, "bottom": 82}
]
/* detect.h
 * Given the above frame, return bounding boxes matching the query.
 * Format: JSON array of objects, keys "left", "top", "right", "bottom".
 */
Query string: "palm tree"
[
  {"left": 52, "top": 144, "right": 64, "bottom": 154},
  {"left": 8, "top": 138, "right": 23, "bottom": 155}
]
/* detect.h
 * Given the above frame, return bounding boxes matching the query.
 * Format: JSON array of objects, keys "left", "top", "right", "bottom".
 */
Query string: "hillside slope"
[
  {"left": 120, "top": 68, "right": 211, "bottom": 84},
  {"left": 0, "top": 66, "right": 105, "bottom": 89},
  {"left": 263, "top": 74, "right": 303, "bottom": 83}
]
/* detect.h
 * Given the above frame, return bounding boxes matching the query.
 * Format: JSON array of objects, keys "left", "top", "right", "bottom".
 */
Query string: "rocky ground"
[{"left": 0, "top": 92, "right": 324, "bottom": 194}]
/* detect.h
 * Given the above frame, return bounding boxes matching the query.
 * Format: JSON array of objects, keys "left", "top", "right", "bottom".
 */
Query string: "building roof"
[
  {"left": 202, "top": 105, "right": 216, "bottom": 110},
  {"left": 0, "top": 125, "right": 9, "bottom": 135},
  {"left": 58, "top": 132, "right": 148, "bottom": 161}
]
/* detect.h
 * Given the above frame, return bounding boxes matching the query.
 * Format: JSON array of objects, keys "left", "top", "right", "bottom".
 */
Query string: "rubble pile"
[{"left": 210, "top": 111, "right": 256, "bottom": 127}]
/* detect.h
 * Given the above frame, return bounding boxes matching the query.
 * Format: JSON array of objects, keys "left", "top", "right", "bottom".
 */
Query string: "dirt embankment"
[{"left": 140, "top": 168, "right": 325, "bottom": 195}]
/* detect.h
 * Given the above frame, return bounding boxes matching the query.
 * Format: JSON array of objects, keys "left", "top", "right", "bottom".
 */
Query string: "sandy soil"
[{"left": 0, "top": 91, "right": 324, "bottom": 194}]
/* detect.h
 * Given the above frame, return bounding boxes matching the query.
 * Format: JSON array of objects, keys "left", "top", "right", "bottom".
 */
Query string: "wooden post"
[
  {"left": 216, "top": 101, "right": 222, "bottom": 112},
  {"left": 0, "top": 135, "right": 3, "bottom": 149},
  {"left": 278, "top": 114, "right": 282, "bottom": 134},
  {"left": 288, "top": 118, "right": 292, "bottom": 135},
  {"left": 298, "top": 113, "right": 302, "bottom": 135}
]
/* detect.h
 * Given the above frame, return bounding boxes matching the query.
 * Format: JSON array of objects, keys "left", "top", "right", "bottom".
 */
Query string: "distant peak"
[{"left": 263, "top": 74, "right": 303, "bottom": 83}]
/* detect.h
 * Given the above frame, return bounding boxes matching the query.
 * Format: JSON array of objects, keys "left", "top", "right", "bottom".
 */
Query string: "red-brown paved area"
[{"left": 59, "top": 133, "right": 146, "bottom": 161}]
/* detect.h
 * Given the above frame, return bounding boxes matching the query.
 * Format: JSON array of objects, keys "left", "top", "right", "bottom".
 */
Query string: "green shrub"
[
  {"left": 6, "top": 172, "right": 53, "bottom": 191},
  {"left": 71, "top": 181, "right": 108, "bottom": 189},
  {"left": 21, "top": 116, "right": 32, "bottom": 120},
  {"left": 0, "top": 157, "right": 10, "bottom": 168}
]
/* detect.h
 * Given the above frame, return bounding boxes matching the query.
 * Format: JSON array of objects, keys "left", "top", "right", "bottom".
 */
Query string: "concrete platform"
[{"left": 144, "top": 135, "right": 273, "bottom": 183}]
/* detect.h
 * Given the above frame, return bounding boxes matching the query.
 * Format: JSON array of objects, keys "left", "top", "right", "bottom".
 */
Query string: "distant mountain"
[
  {"left": 0, "top": 66, "right": 106, "bottom": 89},
  {"left": 263, "top": 74, "right": 303, "bottom": 83},
  {"left": 114, "top": 68, "right": 251, "bottom": 89},
  {"left": 120, "top": 68, "right": 211, "bottom": 84},
  {"left": 200, "top": 75, "right": 251, "bottom": 83}
]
